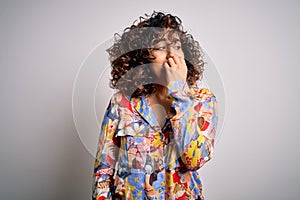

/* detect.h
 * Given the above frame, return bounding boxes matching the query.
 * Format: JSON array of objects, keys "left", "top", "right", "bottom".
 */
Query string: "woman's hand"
[
  {"left": 149, "top": 55, "right": 188, "bottom": 86},
  {"left": 164, "top": 55, "right": 187, "bottom": 83}
]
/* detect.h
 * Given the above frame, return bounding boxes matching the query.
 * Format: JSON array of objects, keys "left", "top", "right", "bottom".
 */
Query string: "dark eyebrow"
[
  {"left": 154, "top": 38, "right": 181, "bottom": 44},
  {"left": 154, "top": 38, "right": 167, "bottom": 44},
  {"left": 171, "top": 38, "right": 181, "bottom": 43}
]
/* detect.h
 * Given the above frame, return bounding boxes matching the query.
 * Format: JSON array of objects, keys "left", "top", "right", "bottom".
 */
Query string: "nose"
[{"left": 166, "top": 48, "right": 175, "bottom": 59}]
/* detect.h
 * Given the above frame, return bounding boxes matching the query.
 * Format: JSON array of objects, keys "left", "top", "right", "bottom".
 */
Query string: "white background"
[{"left": 0, "top": 0, "right": 299, "bottom": 199}]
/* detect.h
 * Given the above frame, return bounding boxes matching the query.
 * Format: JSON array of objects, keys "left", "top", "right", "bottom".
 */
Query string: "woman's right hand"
[{"left": 149, "top": 55, "right": 187, "bottom": 86}]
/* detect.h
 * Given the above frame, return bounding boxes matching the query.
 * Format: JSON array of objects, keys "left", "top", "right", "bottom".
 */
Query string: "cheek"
[
  {"left": 152, "top": 52, "right": 167, "bottom": 64},
  {"left": 177, "top": 49, "right": 185, "bottom": 58}
]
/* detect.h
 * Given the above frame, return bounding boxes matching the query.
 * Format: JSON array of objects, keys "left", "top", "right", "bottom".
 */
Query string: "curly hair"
[{"left": 106, "top": 11, "right": 205, "bottom": 98}]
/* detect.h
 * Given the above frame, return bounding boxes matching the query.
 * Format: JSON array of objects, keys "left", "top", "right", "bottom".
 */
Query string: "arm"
[
  {"left": 166, "top": 79, "right": 218, "bottom": 171},
  {"left": 92, "top": 95, "right": 120, "bottom": 200}
]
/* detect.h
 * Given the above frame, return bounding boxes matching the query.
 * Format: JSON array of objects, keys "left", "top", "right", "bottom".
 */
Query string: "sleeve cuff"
[{"left": 166, "top": 80, "right": 194, "bottom": 113}]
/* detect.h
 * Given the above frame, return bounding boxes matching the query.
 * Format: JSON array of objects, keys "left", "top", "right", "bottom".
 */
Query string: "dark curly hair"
[{"left": 106, "top": 11, "right": 205, "bottom": 98}]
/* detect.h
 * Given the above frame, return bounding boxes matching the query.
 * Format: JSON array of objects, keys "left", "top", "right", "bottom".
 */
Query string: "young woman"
[{"left": 92, "top": 11, "right": 218, "bottom": 200}]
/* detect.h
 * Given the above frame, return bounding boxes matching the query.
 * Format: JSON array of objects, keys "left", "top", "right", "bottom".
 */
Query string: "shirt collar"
[{"left": 130, "top": 95, "right": 162, "bottom": 133}]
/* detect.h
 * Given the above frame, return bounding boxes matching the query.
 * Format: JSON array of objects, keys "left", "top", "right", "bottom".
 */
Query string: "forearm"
[
  {"left": 92, "top": 95, "right": 120, "bottom": 200},
  {"left": 166, "top": 80, "right": 218, "bottom": 170}
]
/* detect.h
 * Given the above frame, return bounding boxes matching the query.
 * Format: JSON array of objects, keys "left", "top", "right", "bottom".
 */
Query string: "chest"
[{"left": 147, "top": 94, "right": 172, "bottom": 128}]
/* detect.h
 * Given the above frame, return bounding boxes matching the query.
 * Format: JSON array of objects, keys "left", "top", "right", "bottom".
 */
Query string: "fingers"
[
  {"left": 168, "top": 57, "right": 176, "bottom": 67},
  {"left": 166, "top": 56, "right": 186, "bottom": 76},
  {"left": 164, "top": 62, "right": 170, "bottom": 68},
  {"left": 168, "top": 55, "right": 185, "bottom": 67},
  {"left": 172, "top": 55, "right": 181, "bottom": 65},
  {"left": 163, "top": 54, "right": 188, "bottom": 83}
]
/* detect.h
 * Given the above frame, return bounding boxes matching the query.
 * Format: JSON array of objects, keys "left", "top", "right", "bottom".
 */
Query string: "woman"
[{"left": 92, "top": 11, "right": 218, "bottom": 200}]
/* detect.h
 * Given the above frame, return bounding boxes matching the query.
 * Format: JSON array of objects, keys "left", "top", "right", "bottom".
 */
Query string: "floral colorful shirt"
[{"left": 92, "top": 80, "right": 218, "bottom": 200}]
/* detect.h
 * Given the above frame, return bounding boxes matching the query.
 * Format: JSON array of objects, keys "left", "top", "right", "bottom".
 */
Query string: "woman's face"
[
  {"left": 148, "top": 31, "right": 188, "bottom": 86},
  {"left": 151, "top": 32, "right": 185, "bottom": 65}
]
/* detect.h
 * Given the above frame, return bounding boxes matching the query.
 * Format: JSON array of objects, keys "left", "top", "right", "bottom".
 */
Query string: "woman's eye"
[
  {"left": 153, "top": 45, "right": 181, "bottom": 51},
  {"left": 155, "top": 46, "right": 166, "bottom": 50}
]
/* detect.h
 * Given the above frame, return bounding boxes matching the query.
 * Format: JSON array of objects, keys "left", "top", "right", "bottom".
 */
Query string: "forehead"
[{"left": 153, "top": 30, "right": 181, "bottom": 44}]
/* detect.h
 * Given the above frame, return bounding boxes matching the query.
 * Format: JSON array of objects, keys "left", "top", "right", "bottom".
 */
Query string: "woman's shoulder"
[
  {"left": 110, "top": 91, "right": 135, "bottom": 108},
  {"left": 111, "top": 91, "right": 124, "bottom": 102}
]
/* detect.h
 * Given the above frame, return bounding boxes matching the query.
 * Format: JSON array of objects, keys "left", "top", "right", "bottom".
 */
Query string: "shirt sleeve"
[
  {"left": 92, "top": 95, "right": 120, "bottom": 200},
  {"left": 166, "top": 79, "right": 218, "bottom": 171}
]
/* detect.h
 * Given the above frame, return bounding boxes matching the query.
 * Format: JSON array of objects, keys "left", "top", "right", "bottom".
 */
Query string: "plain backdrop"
[{"left": 1, "top": 0, "right": 299, "bottom": 199}]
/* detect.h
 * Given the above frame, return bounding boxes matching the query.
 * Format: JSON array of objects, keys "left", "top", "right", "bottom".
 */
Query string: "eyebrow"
[{"left": 154, "top": 38, "right": 181, "bottom": 44}]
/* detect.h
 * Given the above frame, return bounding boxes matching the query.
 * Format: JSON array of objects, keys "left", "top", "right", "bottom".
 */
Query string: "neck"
[{"left": 152, "top": 85, "right": 168, "bottom": 98}]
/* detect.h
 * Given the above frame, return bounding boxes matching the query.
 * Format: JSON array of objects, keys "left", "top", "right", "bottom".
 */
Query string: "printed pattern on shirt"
[{"left": 92, "top": 80, "right": 218, "bottom": 200}]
